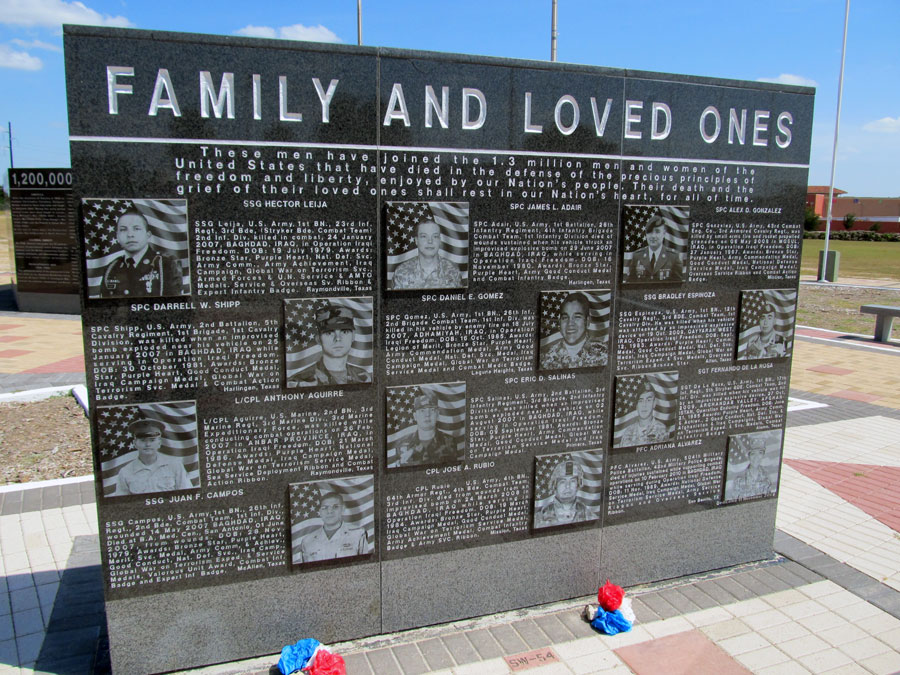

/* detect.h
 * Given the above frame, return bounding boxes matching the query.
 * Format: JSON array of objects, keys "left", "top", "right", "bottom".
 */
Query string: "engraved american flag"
[
  {"left": 385, "top": 382, "right": 467, "bottom": 468},
  {"left": 736, "top": 289, "right": 797, "bottom": 356},
  {"left": 385, "top": 201, "right": 469, "bottom": 285},
  {"left": 533, "top": 449, "right": 604, "bottom": 523},
  {"left": 612, "top": 371, "right": 679, "bottom": 447},
  {"left": 289, "top": 475, "right": 375, "bottom": 565},
  {"left": 622, "top": 204, "right": 689, "bottom": 276},
  {"left": 97, "top": 400, "right": 200, "bottom": 497},
  {"left": 539, "top": 289, "right": 611, "bottom": 349},
  {"left": 83, "top": 198, "right": 190, "bottom": 297},
  {"left": 283, "top": 296, "right": 374, "bottom": 384}
]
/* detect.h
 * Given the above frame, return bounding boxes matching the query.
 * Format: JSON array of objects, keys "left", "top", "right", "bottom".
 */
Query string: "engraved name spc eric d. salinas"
[{"left": 100, "top": 209, "right": 183, "bottom": 297}]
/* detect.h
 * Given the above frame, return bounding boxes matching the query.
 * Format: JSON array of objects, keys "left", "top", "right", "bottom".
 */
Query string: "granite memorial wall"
[
  {"left": 64, "top": 25, "right": 814, "bottom": 673},
  {"left": 7, "top": 168, "right": 81, "bottom": 313}
]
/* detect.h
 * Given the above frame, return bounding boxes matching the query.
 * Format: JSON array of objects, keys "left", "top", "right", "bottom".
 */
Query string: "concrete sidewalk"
[{"left": 1, "top": 296, "right": 900, "bottom": 673}]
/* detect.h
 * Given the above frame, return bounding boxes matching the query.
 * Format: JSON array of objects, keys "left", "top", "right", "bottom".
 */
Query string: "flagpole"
[
  {"left": 550, "top": 0, "right": 558, "bottom": 61},
  {"left": 357, "top": 0, "right": 362, "bottom": 45},
  {"left": 820, "top": 0, "right": 850, "bottom": 282}
]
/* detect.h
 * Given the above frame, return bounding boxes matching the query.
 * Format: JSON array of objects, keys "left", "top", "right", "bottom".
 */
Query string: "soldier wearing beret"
[
  {"left": 290, "top": 303, "right": 372, "bottom": 387},
  {"left": 114, "top": 416, "right": 192, "bottom": 496},
  {"left": 100, "top": 210, "right": 184, "bottom": 298},
  {"left": 540, "top": 292, "right": 608, "bottom": 370},
  {"left": 391, "top": 218, "right": 463, "bottom": 290},
  {"left": 729, "top": 437, "right": 776, "bottom": 500},
  {"left": 396, "top": 390, "right": 462, "bottom": 467},
  {"left": 627, "top": 214, "right": 683, "bottom": 282},
  {"left": 741, "top": 302, "right": 787, "bottom": 360},
  {"left": 535, "top": 459, "right": 593, "bottom": 528},
  {"left": 298, "top": 491, "right": 369, "bottom": 563},
  {"left": 619, "top": 379, "right": 670, "bottom": 447}
]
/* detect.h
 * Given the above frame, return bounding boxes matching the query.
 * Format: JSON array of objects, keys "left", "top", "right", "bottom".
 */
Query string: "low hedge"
[{"left": 803, "top": 230, "right": 900, "bottom": 242}]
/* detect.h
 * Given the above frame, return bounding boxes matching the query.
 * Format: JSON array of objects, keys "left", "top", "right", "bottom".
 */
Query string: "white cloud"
[
  {"left": 1, "top": 0, "right": 133, "bottom": 28},
  {"left": 756, "top": 73, "right": 818, "bottom": 88},
  {"left": 235, "top": 23, "right": 341, "bottom": 43},
  {"left": 863, "top": 117, "right": 900, "bottom": 133},
  {"left": 0, "top": 43, "right": 43, "bottom": 70},
  {"left": 11, "top": 38, "right": 61, "bottom": 52}
]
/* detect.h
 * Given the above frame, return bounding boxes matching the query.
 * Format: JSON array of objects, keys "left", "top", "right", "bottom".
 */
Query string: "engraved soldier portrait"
[
  {"left": 621, "top": 205, "right": 689, "bottom": 284},
  {"left": 289, "top": 475, "right": 375, "bottom": 566},
  {"left": 95, "top": 401, "right": 200, "bottom": 498},
  {"left": 736, "top": 289, "right": 797, "bottom": 361},
  {"left": 533, "top": 450, "right": 603, "bottom": 530},
  {"left": 723, "top": 430, "right": 782, "bottom": 503},
  {"left": 538, "top": 290, "right": 610, "bottom": 371},
  {"left": 284, "top": 296, "right": 374, "bottom": 388},
  {"left": 386, "top": 382, "right": 466, "bottom": 469},
  {"left": 613, "top": 372, "right": 679, "bottom": 449},
  {"left": 386, "top": 201, "right": 469, "bottom": 290},
  {"left": 83, "top": 198, "right": 190, "bottom": 299}
]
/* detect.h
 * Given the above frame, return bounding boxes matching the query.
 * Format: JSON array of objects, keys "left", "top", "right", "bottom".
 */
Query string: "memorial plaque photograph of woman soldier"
[
  {"left": 538, "top": 289, "right": 610, "bottom": 371},
  {"left": 736, "top": 289, "right": 798, "bottom": 361},
  {"left": 621, "top": 205, "right": 690, "bottom": 284},
  {"left": 83, "top": 198, "right": 190, "bottom": 299},
  {"left": 289, "top": 475, "right": 375, "bottom": 566},
  {"left": 386, "top": 381, "right": 466, "bottom": 469},
  {"left": 612, "top": 371, "right": 679, "bottom": 449},
  {"left": 722, "top": 429, "right": 783, "bottom": 503},
  {"left": 385, "top": 201, "right": 469, "bottom": 290},
  {"left": 95, "top": 400, "right": 200, "bottom": 498},
  {"left": 284, "top": 296, "right": 374, "bottom": 387},
  {"left": 533, "top": 450, "right": 603, "bottom": 530}
]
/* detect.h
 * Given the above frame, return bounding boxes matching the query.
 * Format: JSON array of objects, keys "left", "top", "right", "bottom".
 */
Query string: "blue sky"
[{"left": 1, "top": 0, "right": 898, "bottom": 196}]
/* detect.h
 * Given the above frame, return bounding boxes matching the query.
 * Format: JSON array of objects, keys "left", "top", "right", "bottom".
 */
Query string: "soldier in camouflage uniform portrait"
[
  {"left": 534, "top": 459, "right": 593, "bottom": 528},
  {"left": 539, "top": 292, "right": 608, "bottom": 370},
  {"left": 396, "top": 390, "right": 463, "bottom": 467}
]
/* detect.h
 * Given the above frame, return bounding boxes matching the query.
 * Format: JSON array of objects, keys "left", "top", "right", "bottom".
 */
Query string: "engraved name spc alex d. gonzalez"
[
  {"left": 298, "top": 490, "right": 368, "bottom": 563},
  {"left": 100, "top": 208, "right": 184, "bottom": 298},
  {"left": 114, "top": 416, "right": 192, "bottom": 496},
  {"left": 539, "top": 291, "right": 608, "bottom": 370}
]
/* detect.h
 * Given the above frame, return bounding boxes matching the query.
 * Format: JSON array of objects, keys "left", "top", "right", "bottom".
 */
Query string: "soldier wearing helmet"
[
  {"left": 289, "top": 302, "right": 372, "bottom": 387},
  {"left": 535, "top": 459, "right": 592, "bottom": 528},
  {"left": 395, "top": 389, "right": 463, "bottom": 467}
]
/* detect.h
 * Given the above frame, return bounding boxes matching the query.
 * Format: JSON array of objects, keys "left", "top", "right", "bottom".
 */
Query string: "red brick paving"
[
  {"left": 0, "top": 335, "right": 26, "bottom": 343},
  {"left": 614, "top": 629, "right": 751, "bottom": 675},
  {"left": 23, "top": 355, "right": 85, "bottom": 374},
  {"left": 0, "top": 349, "right": 33, "bottom": 358},
  {"left": 0, "top": 324, "right": 23, "bottom": 331},
  {"left": 829, "top": 390, "right": 883, "bottom": 403},
  {"left": 785, "top": 460, "right": 900, "bottom": 533},
  {"left": 807, "top": 364, "right": 855, "bottom": 375}
]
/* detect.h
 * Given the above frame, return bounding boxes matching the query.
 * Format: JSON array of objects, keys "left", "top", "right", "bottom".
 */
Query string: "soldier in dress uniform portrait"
[
  {"left": 627, "top": 214, "right": 683, "bottom": 282},
  {"left": 391, "top": 217, "right": 462, "bottom": 290},
  {"left": 298, "top": 491, "right": 369, "bottom": 563},
  {"left": 396, "top": 389, "right": 463, "bottom": 467},
  {"left": 290, "top": 302, "right": 371, "bottom": 387},
  {"left": 114, "top": 417, "right": 192, "bottom": 496},
  {"left": 100, "top": 209, "right": 184, "bottom": 298},
  {"left": 539, "top": 292, "right": 608, "bottom": 370},
  {"left": 740, "top": 302, "right": 787, "bottom": 360},
  {"left": 620, "top": 378, "right": 670, "bottom": 446},
  {"left": 534, "top": 459, "right": 593, "bottom": 528}
]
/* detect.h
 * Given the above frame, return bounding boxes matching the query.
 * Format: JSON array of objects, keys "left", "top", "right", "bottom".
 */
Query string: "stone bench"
[{"left": 860, "top": 304, "right": 900, "bottom": 342}]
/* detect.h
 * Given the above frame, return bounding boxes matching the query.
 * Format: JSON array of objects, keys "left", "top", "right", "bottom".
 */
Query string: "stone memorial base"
[{"left": 13, "top": 289, "right": 81, "bottom": 315}]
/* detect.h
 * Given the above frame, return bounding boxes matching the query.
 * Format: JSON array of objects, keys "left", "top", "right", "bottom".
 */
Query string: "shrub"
[
  {"left": 843, "top": 213, "right": 856, "bottom": 230},
  {"left": 803, "top": 206, "right": 821, "bottom": 232}
]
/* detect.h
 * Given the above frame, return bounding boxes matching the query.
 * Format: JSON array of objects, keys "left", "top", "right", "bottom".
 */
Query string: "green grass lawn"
[
  {"left": 798, "top": 286, "right": 900, "bottom": 339},
  {"left": 801, "top": 239, "right": 900, "bottom": 281}
]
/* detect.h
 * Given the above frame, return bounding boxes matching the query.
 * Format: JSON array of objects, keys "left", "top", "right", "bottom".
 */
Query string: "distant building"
[{"left": 807, "top": 186, "right": 900, "bottom": 233}]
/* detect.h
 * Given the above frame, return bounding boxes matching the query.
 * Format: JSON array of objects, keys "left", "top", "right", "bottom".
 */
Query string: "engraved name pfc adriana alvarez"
[
  {"left": 540, "top": 292, "right": 608, "bottom": 370},
  {"left": 114, "top": 417, "right": 192, "bottom": 496},
  {"left": 535, "top": 459, "right": 592, "bottom": 528},
  {"left": 299, "top": 491, "right": 368, "bottom": 563},
  {"left": 101, "top": 209, "right": 183, "bottom": 297}
]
